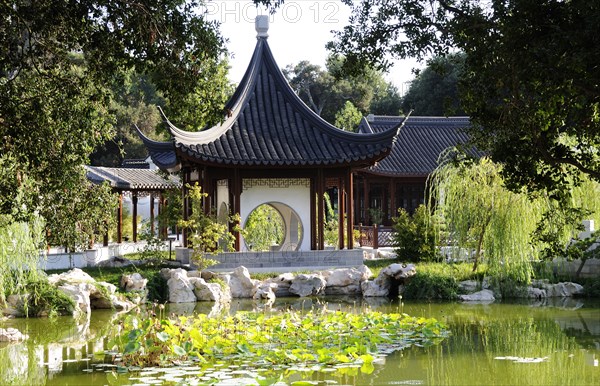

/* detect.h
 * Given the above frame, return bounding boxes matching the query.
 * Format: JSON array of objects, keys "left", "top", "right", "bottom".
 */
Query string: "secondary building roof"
[
  {"left": 357, "top": 115, "right": 473, "bottom": 177},
  {"left": 85, "top": 166, "right": 181, "bottom": 191},
  {"left": 139, "top": 18, "right": 399, "bottom": 172}
]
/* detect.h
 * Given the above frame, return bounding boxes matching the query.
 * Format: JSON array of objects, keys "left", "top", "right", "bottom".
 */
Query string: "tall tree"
[
  {"left": 298, "top": 0, "right": 600, "bottom": 194},
  {"left": 335, "top": 101, "right": 363, "bottom": 132},
  {"left": 402, "top": 53, "right": 465, "bottom": 116},
  {"left": 0, "top": 0, "right": 228, "bottom": 246},
  {"left": 284, "top": 56, "right": 402, "bottom": 124}
]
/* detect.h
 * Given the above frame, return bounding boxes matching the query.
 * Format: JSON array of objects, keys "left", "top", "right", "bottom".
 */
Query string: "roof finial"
[{"left": 256, "top": 15, "right": 269, "bottom": 39}]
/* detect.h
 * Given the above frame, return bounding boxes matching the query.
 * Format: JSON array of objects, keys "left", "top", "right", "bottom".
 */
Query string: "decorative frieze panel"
[{"left": 243, "top": 178, "right": 310, "bottom": 190}]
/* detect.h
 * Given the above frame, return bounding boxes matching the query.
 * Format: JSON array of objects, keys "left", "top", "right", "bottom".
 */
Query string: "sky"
[{"left": 205, "top": 0, "right": 422, "bottom": 94}]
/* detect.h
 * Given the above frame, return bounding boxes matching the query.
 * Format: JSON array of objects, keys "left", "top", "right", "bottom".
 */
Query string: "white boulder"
[
  {"left": 459, "top": 289, "right": 496, "bottom": 302},
  {"left": 226, "top": 266, "right": 259, "bottom": 298},
  {"left": 167, "top": 269, "right": 197, "bottom": 303},
  {"left": 120, "top": 273, "right": 147, "bottom": 292},
  {"left": 289, "top": 274, "right": 326, "bottom": 297},
  {"left": 265, "top": 272, "right": 295, "bottom": 297}
]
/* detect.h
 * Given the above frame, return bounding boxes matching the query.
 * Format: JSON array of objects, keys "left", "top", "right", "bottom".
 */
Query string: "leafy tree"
[
  {"left": 283, "top": 57, "right": 402, "bottom": 124},
  {"left": 283, "top": 60, "right": 336, "bottom": 119},
  {"left": 0, "top": 1, "right": 228, "bottom": 247},
  {"left": 318, "top": 0, "right": 600, "bottom": 194},
  {"left": 334, "top": 101, "right": 363, "bottom": 132},
  {"left": 402, "top": 53, "right": 465, "bottom": 116},
  {"left": 46, "top": 176, "right": 117, "bottom": 252},
  {"left": 428, "top": 153, "right": 600, "bottom": 285},
  {"left": 243, "top": 204, "right": 284, "bottom": 251}
]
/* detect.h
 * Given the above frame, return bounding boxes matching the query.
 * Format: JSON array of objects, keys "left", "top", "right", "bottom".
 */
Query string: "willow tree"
[
  {"left": 429, "top": 154, "right": 600, "bottom": 285},
  {"left": 429, "top": 157, "right": 541, "bottom": 283}
]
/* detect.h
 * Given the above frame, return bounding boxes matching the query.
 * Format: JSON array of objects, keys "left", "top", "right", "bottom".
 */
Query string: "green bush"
[
  {"left": 24, "top": 279, "right": 76, "bottom": 317},
  {"left": 392, "top": 205, "right": 439, "bottom": 262},
  {"left": 403, "top": 271, "right": 459, "bottom": 300},
  {"left": 146, "top": 271, "right": 169, "bottom": 303}
]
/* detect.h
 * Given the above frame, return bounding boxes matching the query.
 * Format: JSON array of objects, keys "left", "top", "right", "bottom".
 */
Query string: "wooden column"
[
  {"left": 117, "top": 192, "right": 123, "bottom": 244},
  {"left": 363, "top": 177, "right": 370, "bottom": 224},
  {"left": 232, "top": 169, "right": 241, "bottom": 251},
  {"left": 390, "top": 179, "right": 396, "bottom": 222},
  {"left": 132, "top": 192, "right": 138, "bottom": 242},
  {"left": 182, "top": 169, "right": 190, "bottom": 247},
  {"left": 317, "top": 169, "right": 325, "bottom": 250},
  {"left": 338, "top": 176, "right": 345, "bottom": 250},
  {"left": 346, "top": 170, "right": 354, "bottom": 250},
  {"left": 310, "top": 175, "right": 317, "bottom": 250},
  {"left": 149, "top": 193, "right": 155, "bottom": 237}
]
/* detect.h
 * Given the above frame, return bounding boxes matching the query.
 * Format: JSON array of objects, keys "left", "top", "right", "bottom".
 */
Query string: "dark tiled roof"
[
  {"left": 135, "top": 126, "right": 180, "bottom": 172},
  {"left": 358, "top": 116, "right": 472, "bottom": 177},
  {"left": 139, "top": 37, "right": 398, "bottom": 170},
  {"left": 85, "top": 166, "right": 181, "bottom": 190}
]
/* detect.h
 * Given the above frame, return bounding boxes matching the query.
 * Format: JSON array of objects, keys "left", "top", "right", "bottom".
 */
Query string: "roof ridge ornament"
[{"left": 256, "top": 15, "right": 269, "bottom": 39}]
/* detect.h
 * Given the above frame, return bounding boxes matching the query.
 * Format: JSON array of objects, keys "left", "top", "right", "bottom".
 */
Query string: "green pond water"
[{"left": 1, "top": 297, "right": 598, "bottom": 385}]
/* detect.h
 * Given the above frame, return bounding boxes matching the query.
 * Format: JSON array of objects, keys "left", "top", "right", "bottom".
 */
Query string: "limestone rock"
[
  {"left": 458, "top": 280, "right": 480, "bottom": 293},
  {"left": 253, "top": 282, "right": 277, "bottom": 302},
  {"left": 57, "top": 283, "right": 92, "bottom": 314},
  {"left": 361, "top": 277, "right": 391, "bottom": 297},
  {"left": 167, "top": 268, "right": 197, "bottom": 303},
  {"left": 190, "top": 277, "right": 230, "bottom": 303},
  {"left": 89, "top": 282, "right": 117, "bottom": 309},
  {"left": 160, "top": 268, "right": 173, "bottom": 281},
  {"left": 322, "top": 268, "right": 365, "bottom": 296},
  {"left": 96, "top": 256, "right": 135, "bottom": 268},
  {"left": 459, "top": 289, "right": 495, "bottom": 302},
  {"left": 227, "top": 266, "right": 258, "bottom": 298},
  {"left": 47, "top": 268, "right": 95, "bottom": 286},
  {"left": 527, "top": 287, "right": 547, "bottom": 299},
  {"left": 120, "top": 273, "right": 147, "bottom": 292},
  {"left": 358, "top": 265, "right": 373, "bottom": 281},
  {"left": 381, "top": 263, "right": 416, "bottom": 281},
  {"left": 546, "top": 282, "right": 585, "bottom": 297},
  {"left": 289, "top": 274, "right": 326, "bottom": 297},
  {"left": 2, "top": 295, "right": 26, "bottom": 317},
  {"left": 265, "top": 272, "right": 295, "bottom": 297},
  {"left": 0, "top": 328, "right": 28, "bottom": 342}
]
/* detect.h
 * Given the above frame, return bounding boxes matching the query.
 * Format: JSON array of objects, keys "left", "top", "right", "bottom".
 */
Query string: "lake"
[{"left": 1, "top": 297, "right": 598, "bottom": 385}]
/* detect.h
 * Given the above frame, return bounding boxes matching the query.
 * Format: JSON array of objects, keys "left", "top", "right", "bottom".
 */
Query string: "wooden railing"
[{"left": 354, "top": 224, "right": 395, "bottom": 249}]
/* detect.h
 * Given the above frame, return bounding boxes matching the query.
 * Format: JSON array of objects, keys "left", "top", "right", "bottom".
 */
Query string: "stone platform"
[{"left": 180, "top": 249, "right": 364, "bottom": 273}]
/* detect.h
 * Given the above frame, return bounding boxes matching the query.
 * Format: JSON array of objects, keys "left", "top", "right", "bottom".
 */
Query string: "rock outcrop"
[{"left": 289, "top": 273, "right": 327, "bottom": 297}]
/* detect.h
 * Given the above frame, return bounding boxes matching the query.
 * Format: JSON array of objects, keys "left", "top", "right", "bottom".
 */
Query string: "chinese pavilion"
[{"left": 138, "top": 16, "right": 399, "bottom": 251}]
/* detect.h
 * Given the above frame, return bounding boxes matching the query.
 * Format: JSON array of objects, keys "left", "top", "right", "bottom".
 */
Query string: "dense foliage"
[
  {"left": 318, "top": 0, "right": 600, "bottom": 194},
  {"left": 1, "top": 0, "right": 228, "bottom": 250},
  {"left": 0, "top": 213, "right": 45, "bottom": 304},
  {"left": 428, "top": 154, "right": 600, "bottom": 286},
  {"left": 243, "top": 204, "right": 285, "bottom": 251},
  {"left": 401, "top": 53, "right": 465, "bottom": 116},
  {"left": 283, "top": 57, "right": 402, "bottom": 125},
  {"left": 392, "top": 205, "right": 439, "bottom": 262}
]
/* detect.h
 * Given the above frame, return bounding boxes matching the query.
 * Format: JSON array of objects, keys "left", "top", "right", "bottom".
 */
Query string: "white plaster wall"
[{"left": 240, "top": 182, "right": 311, "bottom": 251}]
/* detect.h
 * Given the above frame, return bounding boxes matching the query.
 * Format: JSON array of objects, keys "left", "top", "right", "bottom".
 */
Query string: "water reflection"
[{"left": 0, "top": 299, "right": 598, "bottom": 385}]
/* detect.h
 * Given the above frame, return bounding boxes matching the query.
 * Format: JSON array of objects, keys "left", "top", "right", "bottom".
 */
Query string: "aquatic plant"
[{"left": 111, "top": 308, "right": 448, "bottom": 377}]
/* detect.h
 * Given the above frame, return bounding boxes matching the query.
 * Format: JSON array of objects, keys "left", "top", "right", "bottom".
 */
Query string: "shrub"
[
  {"left": 24, "top": 279, "right": 76, "bottom": 317},
  {"left": 403, "top": 271, "right": 459, "bottom": 300},
  {"left": 392, "top": 205, "right": 439, "bottom": 262}
]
